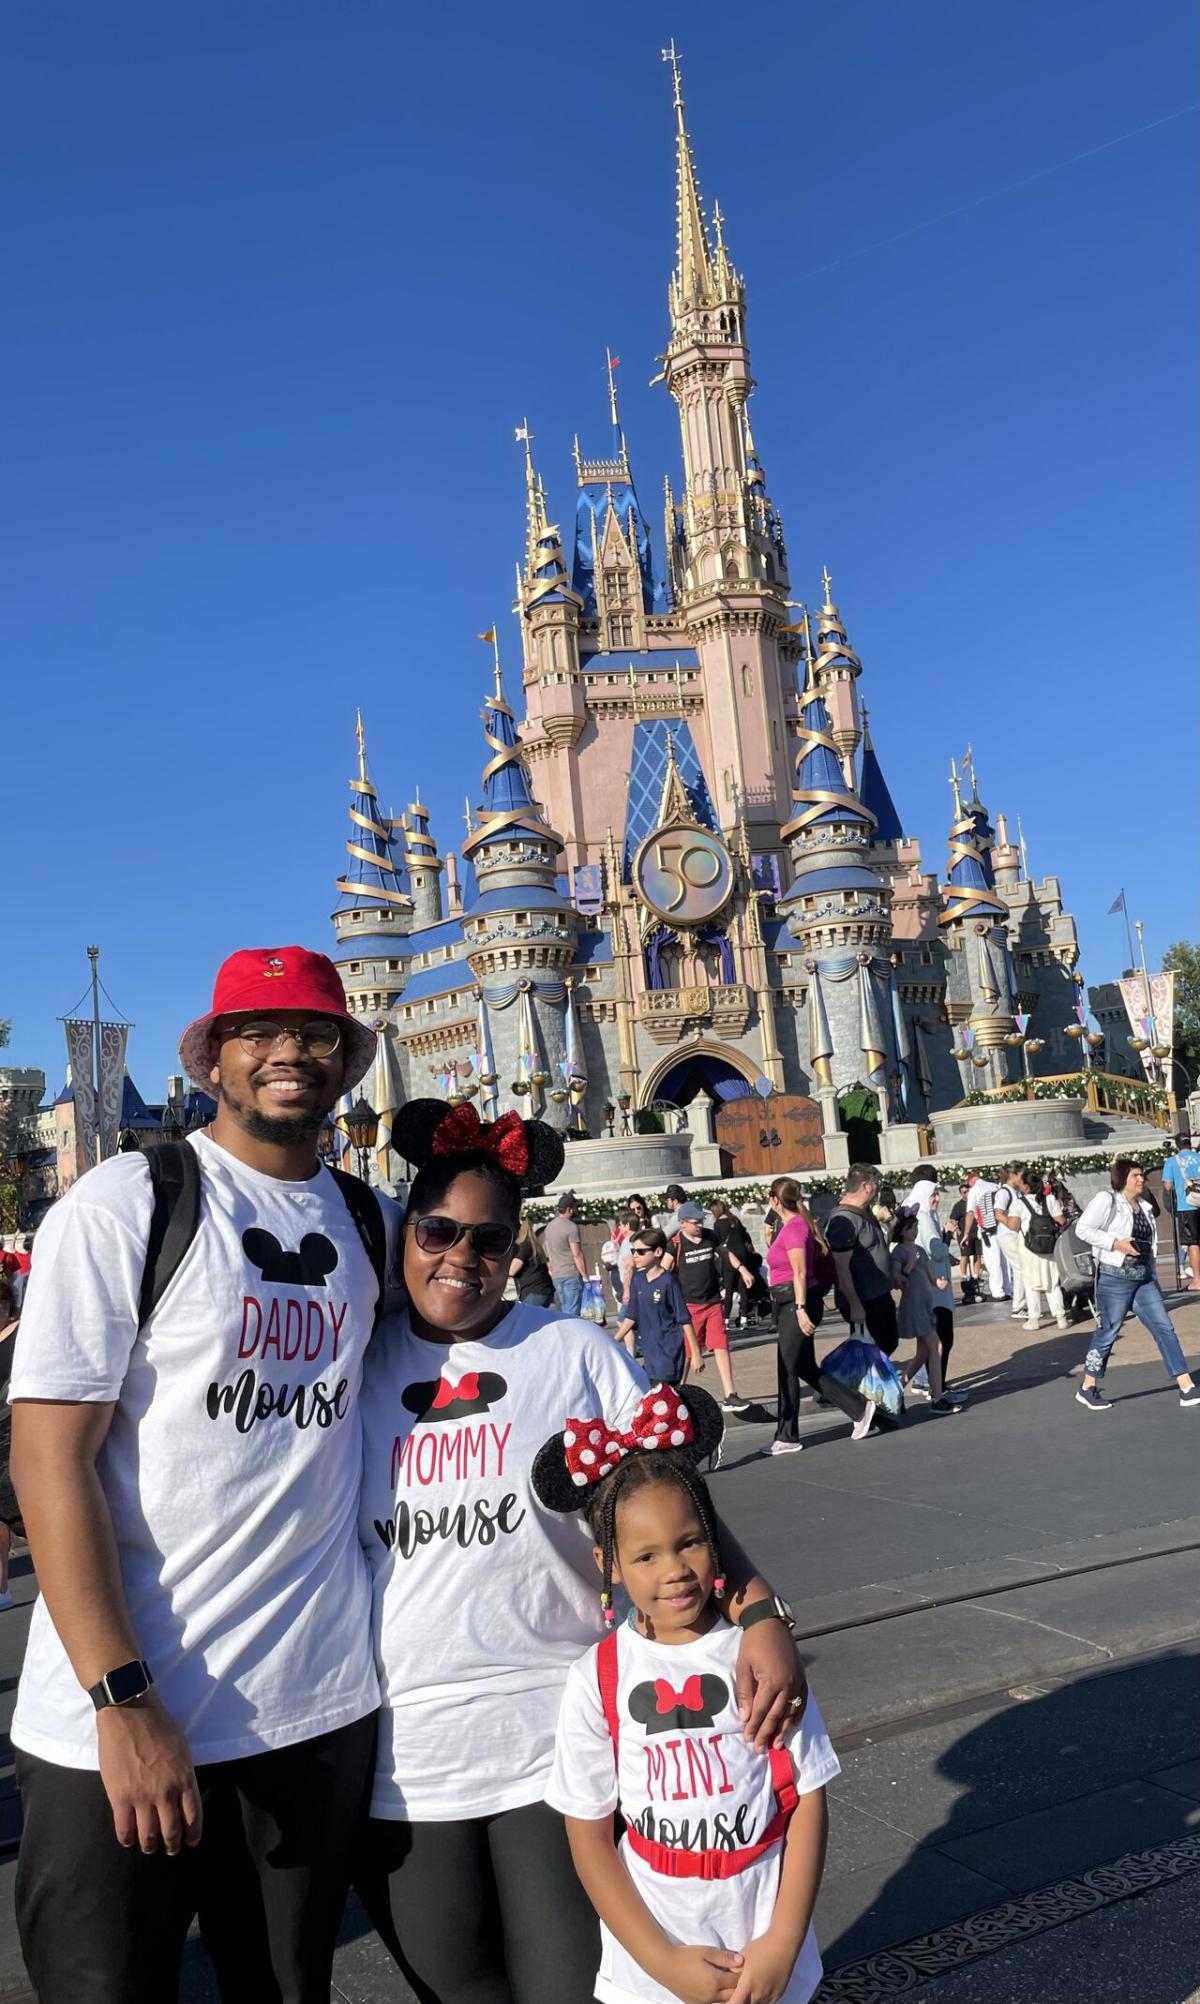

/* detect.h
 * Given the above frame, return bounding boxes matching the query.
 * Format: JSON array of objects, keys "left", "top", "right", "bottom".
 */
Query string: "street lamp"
[
  {"left": 617, "top": 1091, "right": 632, "bottom": 1137},
  {"left": 602, "top": 1100, "right": 616, "bottom": 1137},
  {"left": 344, "top": 1096, "right": 379, "bottom": 1183}
]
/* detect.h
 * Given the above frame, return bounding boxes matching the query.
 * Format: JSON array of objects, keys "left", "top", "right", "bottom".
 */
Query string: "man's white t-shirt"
[
  {"left": 547, "top": 1619, "right": 840, "bottom": 2004},
  {"left": 10, "top": 1132, "right": 398, "bottom": 1770},
  {"left": 359, "top": 1303, "right": 647, "bottom": 1821}
]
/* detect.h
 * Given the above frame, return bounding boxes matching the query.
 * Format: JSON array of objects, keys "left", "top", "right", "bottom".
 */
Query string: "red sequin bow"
[
  {"left": 655, "top": 1675, "right": 703, "bottom": 1715},
  {"left": 561, "top": 1387, "right": 694, "bottom": 1488},
  {"left": 430, "top": 1103, "right": 530, "bottom": 1176},
  {"left": 432, "top": 1373, "right": 480, "bottom": 1410}
]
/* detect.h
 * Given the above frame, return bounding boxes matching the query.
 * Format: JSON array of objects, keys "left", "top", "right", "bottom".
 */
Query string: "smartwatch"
[
  {"left": 88, "top": 1659, "right": 154, "bottom": 1711},
  {"left": 738, "top": 1592, "right": 795, "bottom": 1633}
]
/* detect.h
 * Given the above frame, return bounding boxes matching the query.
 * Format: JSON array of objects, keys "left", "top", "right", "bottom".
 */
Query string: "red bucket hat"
[{"left": 178, "top": 946, "right": 377, "bottom": 1095}]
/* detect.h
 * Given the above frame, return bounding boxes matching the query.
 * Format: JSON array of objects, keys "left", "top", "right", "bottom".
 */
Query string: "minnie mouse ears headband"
[
  {"left": 395, "top": 1099, "right": 565, "bottom": 1192},
  {"left": 531, "top": 1383, "right": 725, "bottom": 1514}
]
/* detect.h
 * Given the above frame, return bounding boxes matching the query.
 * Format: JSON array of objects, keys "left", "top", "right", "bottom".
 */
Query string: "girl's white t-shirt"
[
  {"left": 359, "top": 1303, "right": 647, "bottom": 1820},
  {"left": 547, "top": 1620, "right": 840, "bottom": 2004},
  {"left": 10, "top": 1132, "right": 396, "bottom": 1769}
]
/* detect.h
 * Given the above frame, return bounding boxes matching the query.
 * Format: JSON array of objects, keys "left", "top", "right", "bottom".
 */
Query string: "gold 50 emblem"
[{"left": 633, "top": 823, "right": 734, "bottom": 926}]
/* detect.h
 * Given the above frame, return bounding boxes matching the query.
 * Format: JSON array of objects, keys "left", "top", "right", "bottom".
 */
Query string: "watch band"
[
  {"left": 87, "top": 1659, "right": 154, "bottom": 1712},
  {"left": 739, "top": 1593, "right": 794, "bottom": 1633}
]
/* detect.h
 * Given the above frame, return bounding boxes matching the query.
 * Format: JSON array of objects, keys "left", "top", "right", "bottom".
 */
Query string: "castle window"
[
  {"left": 388, "top": 960, "right": 401, "bottom": 972},
  {"left": 349, "top": 962, "right": 361, "bottom": 974},
  {"left": 741, "top": 664, "right": 753, "bottom": 697}
]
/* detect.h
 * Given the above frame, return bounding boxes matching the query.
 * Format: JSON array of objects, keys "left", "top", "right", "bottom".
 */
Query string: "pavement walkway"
[{"left": 1, "top": 1294, "right": 1197, "bottom": 2001}]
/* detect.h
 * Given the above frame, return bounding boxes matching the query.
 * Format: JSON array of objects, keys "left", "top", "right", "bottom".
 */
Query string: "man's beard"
[{"left": 219, "top": 1080, "right": 331, "bottom": 1147}]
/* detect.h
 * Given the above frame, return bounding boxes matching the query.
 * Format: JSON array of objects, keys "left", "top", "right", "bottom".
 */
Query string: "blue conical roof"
[
  {"left": 335, "top": 718, "right": 411, "bottom": 913},
  {"left": 781, "top": 686, "right": 875, "bottom": 840},
  {"left": 860, "top": 739, "right": 904, "bottom": 843}
]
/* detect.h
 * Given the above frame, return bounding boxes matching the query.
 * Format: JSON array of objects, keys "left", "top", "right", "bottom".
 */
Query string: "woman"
[
  {"left": 762, "top": 1176, "right": 871, "bottom": 1455},
  {"left": 356, "top": 1102, "right": 807, "bottom": 2004},
  {"left": 1017, "top": 1180, "right": 1069, "bottom": 1331},
  {"left": 900, "top": 1171, "right": 966, "bottom": 1405},
  {"left": 0, "top": 1273, "right": 21, "bottom": 1613},
  {"left": 709, "top": 1196, "right": 769, "bottom": 1327},
  {"left": 509, "top": 1211, "right": 554, "bottom": 1309},
  {"left": 890, "top": 1214, "right": 958, "bottom": 1413},
  {"left": 1075, "top": 1160, "right": 1200, "bottom": 1413}
]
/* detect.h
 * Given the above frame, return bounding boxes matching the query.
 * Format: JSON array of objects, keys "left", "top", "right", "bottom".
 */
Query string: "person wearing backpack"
[
  {"left": 1018, "top": 1176, "right": 1070, "bottom": 1331},
  {"left": 1075, "top": 1159, "right": 1200, "bottom": 1413},
  {"left": 8, "top": 946, "right": 402, "bottom": 2004}
]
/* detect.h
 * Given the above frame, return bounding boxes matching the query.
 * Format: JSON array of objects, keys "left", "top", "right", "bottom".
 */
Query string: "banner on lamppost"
[
  {"left": 96, "top": 1022, "right": 129, "bottom": 1162},
  {"left": 63, "top": 1019, "right": 99, "bottom": 1167},
  {"left": 1118, "top": 972, "right": 1175, "bottom": 1079}
]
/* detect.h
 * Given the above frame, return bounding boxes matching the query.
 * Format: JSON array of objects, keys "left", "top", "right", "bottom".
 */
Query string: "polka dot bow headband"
[{"left": 562, "top": 1387, "right": 695, "bottom": 1488}]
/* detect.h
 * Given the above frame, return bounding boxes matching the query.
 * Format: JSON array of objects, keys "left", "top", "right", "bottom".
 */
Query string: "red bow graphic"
[
  {"left": 561, "top": 1388, "right": 694, "bottom": 1488},
  {"left": 432, "top": 1372, "right": 481, "bottom": 1410},
  {"left": 655, "top": 1674, "right": 704, "bottom": 1716},
  {"left": 430, "top": 1103, "right": 530, "bottom": 1175}
]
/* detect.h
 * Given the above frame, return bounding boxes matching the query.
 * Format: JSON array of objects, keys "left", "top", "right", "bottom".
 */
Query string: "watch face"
[
  {"left": 105, "top": 1660, "right": 150, "bottom": 1706},
  {"left": 633, "top": 823, "right": 734, "bottom": 927}
]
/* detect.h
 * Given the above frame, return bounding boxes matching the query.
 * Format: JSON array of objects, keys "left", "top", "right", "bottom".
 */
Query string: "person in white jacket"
[{"left": 1075, "top": 1160, "right": 1200, "bottom": 1413}]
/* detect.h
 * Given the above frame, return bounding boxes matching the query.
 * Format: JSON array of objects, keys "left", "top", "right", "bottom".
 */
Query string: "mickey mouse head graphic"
[
  {"left": 241, "top": 1228, "right": 339, "bottom": 1288},
  {"left": 401, "top": 1371, "right": 508, "bottom": 1424},
  {"left": 628, "top": 1674, "right": 729, "bottom": 1735}
]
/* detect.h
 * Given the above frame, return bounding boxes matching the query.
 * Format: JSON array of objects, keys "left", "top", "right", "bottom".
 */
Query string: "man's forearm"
[{"left": 12, "top": 1406, "right": 142, "bottom": 1691}]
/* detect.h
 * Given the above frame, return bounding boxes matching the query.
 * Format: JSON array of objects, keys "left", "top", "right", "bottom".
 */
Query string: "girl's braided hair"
[{"left": 587, "top": 1451, "right": 724, "bottom": 1620}]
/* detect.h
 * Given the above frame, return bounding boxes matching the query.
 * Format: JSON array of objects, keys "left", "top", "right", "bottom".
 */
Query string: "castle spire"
[
  {"left": 940, "top": 765, "right": 1007, "bottom": 927},
  {"left": 462, "top": 664, "right": 561, "bottom": 862},
  {"left": 859, "top": 702, "right": 905, "bottom": 844},
  {"left": 810, "top": 571, "right": 864, "bottom": 776},
  {"left": 515, "top": 422, "right": 547, "bottom": 577},
  {"left": 335, "top": 714, "right": 411, "bottom": 913},
  {"left": 662, "top": 42, "right": 714, "bottom": 314},
  {"left": 402, "top": 791, "right": 445, "bottom": 930}
]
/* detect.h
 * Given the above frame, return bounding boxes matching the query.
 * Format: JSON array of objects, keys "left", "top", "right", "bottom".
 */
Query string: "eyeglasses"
[
  {"left": 226, "top": 1019, "right": 342, "bottom": 1059},
  {"left": 411, "top": 1215, "right": 516, "bottom": 1261}
]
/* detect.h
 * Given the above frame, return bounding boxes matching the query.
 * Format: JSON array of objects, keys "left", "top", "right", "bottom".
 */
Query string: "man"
[
  {"left": 9, "top": 946, "right": 401, "bottom": 2004},
  {"left": 993, "top": 1164, "right": 1031, "bottom": 1320},
  {"left": 967, "top": 1169, "right": 1006, "bottom": 1301},
  {"left": 825, "top": 1164, "right": 901, "bottom": 1361},
  {"left": 542, "top": 1191, "right": 587, "bottom": 1316},
  {"left": 672, "top": 1203, "right": 751, "bottom": 1414},
  {"left": 1162, "top": 1141, "right": 1200, "bottom": 1292},
  {"left": 659, "top": 1182, "right": 689, "bottom": 1239}
]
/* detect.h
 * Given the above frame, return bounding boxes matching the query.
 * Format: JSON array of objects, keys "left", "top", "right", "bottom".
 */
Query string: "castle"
[{"left": 327, "top": 55, "right": 1083, "bottom": 1175}]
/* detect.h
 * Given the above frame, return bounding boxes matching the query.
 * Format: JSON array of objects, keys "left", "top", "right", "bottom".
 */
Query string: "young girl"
[
  {"left": 890, "top": 1214, "right": 960, "bottom": 1415},
  {"left": 613, "top": 1229, "right": 701, "bottom": 1381},
  {"left": 536, "top": 1388, "right": 839, "bottom": 2004}
]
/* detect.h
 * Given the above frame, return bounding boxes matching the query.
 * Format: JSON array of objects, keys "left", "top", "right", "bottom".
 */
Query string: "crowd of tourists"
[{"left": 2, "top": 940, "right": 1197, "bottom": 2004}]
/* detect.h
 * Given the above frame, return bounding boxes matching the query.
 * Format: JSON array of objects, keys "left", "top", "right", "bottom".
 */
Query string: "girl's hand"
[
  {"left": 797, "top": 1311, "right": 815, "bottom": 1336},
  {"left": 735, "top": 1619, "right": 806, "bottom": 1750},
  {"left": 728, "top": 1929, "right": 800, "bottom": 2003},
  {"left": 659, "top": 1944, "right": 745, "bottom": 2004}
]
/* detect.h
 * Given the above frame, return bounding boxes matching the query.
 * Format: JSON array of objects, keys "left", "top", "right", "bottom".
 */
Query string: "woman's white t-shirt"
[
  {"left": 10, "top": 1132, "right": 395, "bottom": 1769},
  {"left": 547, "top": 1619, "right": 840, "bottom": 2004},
  {"left": 360, "top": 1303, "right": 647, "bottom": 1820}
]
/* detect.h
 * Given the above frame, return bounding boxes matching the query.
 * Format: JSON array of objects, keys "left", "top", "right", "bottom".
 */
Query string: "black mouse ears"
[
  {"left": 531, "top": 1383, "right": 725, "bottom": 1514},
  {"left": 393, "top": 1099, "right": 565, "bottom": 1193}
]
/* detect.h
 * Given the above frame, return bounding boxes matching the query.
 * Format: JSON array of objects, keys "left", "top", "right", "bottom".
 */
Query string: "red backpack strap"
[
  {"left": 768, "top": 1743, "right": 798, "bottom": 1818},
  {"left": 596, "top": 1630, "right": 620, "bottom": 1751}
]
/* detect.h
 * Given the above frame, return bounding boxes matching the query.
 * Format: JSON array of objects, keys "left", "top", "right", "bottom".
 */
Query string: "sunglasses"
[
  {"left": 411, "top": 1215, "right": 516, "bottom": 1261},
  {"left": 631, "top": 1244, "right": 656, "bottom": 1257}
]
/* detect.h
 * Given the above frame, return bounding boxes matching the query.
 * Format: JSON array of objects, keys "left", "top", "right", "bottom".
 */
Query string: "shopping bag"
[
  {"left": 821, "top": 1337, "right": 904, "bottom": 1416},
  {"left": 580, "top": 1275, "right": 608, "bottom": 1325}
]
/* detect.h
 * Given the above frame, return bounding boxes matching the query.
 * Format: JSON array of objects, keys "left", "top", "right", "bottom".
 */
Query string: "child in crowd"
[
  {"left": 535, "top": 1386, "right": 838, "bottom": 2004},
  {"left": 890, "top": 1214, "right": 960, "bottom": 1415},
  {"left": 613, "top": 1229, "right": 700, "bottom": 1384}
]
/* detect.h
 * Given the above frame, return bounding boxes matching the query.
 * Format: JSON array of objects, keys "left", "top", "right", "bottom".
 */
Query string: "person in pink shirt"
[{"left": 763, "top": 1179, "right": 872, "bottom": 1456}]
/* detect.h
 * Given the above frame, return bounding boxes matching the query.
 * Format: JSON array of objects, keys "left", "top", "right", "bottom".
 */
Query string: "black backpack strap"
[
  {"left": 138, "top": 1144, "right": 203, "bottom": 1328},
  {"left": 328, "top": 1167, "right": 387, "bottom": 1305}
]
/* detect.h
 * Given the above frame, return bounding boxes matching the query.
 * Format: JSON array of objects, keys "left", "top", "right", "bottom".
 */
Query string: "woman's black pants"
[{"left": 774, "top": 1288, "right": 826, "bottom": 1442}]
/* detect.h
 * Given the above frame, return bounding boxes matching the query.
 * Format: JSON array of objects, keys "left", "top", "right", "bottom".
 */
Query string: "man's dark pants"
[{"left": 16, "top": 1711, "right": 377, "bottom": 2004}]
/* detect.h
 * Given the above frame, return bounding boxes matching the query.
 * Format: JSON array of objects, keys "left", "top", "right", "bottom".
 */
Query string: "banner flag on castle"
[
  {"left": 63, "top": 1019, "right": 99, "bottom": 1166},
  {"left": 1118, "top": 971, "right": 1174, "bottom": 1078}
]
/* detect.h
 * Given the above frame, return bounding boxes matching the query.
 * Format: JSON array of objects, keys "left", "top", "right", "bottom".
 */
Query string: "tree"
[{"left": 1163, "top": 941, "right": 1200, "bottom": 1087}]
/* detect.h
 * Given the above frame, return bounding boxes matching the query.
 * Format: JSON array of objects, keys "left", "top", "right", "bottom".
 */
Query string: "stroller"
[{"left": 1054, "top": 1222, "right": 1095, "bottom": 1322}]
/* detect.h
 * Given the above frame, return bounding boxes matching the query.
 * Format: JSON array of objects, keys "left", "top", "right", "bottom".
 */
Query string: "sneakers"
[
  {"left": 906, "top": 1383, "right": 933, "bottom": 1403},
  {"left": 929, "top": 1397, "right": 963, "bottom": 1414},
  {"left": 1075, "top": 1385, "right": 1112, "bottom": 1412},
  {"left": 761, "top": 1438, "right": 804, "bottom": 1456},
  {"left": 1180, "top": 1385, "right": 1200, "bottom": 1407},
  {"left": 850, "top": 1405, "right": 876, "bottom": 1442},
  {"left": 943, "top": 1386, "right": 969, "bottom": 1405},
  {"left": 720, "top": 1396, "right": 752, "bottom": 1415}
]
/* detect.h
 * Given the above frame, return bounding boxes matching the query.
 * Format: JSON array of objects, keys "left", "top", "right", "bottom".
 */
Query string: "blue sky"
[{"left": 4, "top": 0, "right": 1197, "bottom": 1096}]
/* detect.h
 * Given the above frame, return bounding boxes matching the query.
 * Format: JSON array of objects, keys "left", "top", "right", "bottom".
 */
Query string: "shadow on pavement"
[{"left": 821, "top": 1648, "right": 1200, "bottom": 2000}]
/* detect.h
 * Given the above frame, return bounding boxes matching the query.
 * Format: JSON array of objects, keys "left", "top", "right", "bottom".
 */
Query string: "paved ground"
[{"left": 1, "top": 1289, "right": 1197, "bottom": 2001}]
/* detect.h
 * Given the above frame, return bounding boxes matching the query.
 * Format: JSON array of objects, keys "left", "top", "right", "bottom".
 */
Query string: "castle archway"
[{"left": 639, "top": 1044, "right": 757, "bottom": 1110}]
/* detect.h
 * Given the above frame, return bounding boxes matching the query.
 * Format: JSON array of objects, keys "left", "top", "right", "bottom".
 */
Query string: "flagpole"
[{"left": 1121, "top": 891, "right": 1136, "bottom": 975}]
